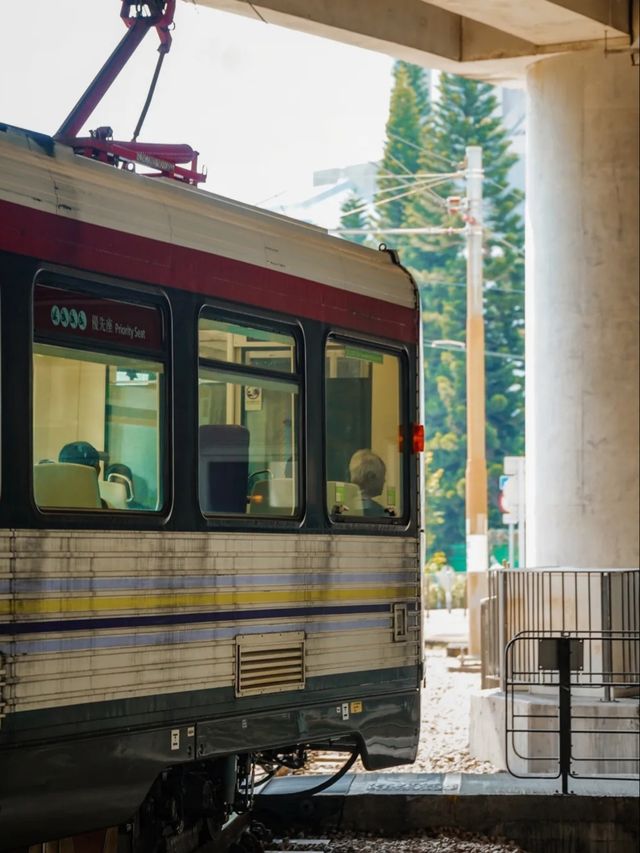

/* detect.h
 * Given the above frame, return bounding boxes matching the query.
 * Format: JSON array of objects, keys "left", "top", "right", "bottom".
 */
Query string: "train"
[{"left": 0, "top": 123, "right": 424, "bottom": 851}]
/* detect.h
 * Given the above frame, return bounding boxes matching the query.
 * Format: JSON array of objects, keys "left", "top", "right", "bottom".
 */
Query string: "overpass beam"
[
  {"left": 195, "top": 1, "right": 633, "bottom": 81},
  {"left": 526, "top": 49, "right": 639, "bottom": 568},
  {"left": 205, "top": 0, "right": 537, "bottom": 72}
]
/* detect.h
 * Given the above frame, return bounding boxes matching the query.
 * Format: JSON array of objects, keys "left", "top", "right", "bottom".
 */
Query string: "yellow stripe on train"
[{"left": 0, "top": 585, "right": 416, "bottom": 615}]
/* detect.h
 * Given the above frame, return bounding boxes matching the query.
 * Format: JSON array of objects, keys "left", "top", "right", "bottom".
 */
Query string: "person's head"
[
  {"left": 105, "top": 463, "right": 135, "bottom": 502},
  {"left": 349, "top": 449, "right": 386, "bottom": 498},
  {"left": 58, "top": 441, "right": 101, "bottom": 473}
]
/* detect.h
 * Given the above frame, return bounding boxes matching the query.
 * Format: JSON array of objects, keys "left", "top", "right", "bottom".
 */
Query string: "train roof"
[{"left": 0, "top": 125, "right": 416, "bottom": 312}]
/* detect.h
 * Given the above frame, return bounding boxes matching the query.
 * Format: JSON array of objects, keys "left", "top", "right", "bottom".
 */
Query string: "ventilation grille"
[{"left": 236, "top": 631, "right": 305, "bottom": 697}]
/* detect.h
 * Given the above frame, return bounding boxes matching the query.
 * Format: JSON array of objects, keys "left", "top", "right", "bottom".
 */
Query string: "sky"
[{"left": 1, "top": 1, "right": 393, "bottom": 216}]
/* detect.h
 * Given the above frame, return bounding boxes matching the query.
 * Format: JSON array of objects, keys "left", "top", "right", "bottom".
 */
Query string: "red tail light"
[{"left": 412, "top": 424, "right": 425, "bottom": 453}]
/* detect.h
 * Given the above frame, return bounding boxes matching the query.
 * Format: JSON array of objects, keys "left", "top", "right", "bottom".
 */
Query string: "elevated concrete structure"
[
  {"left": 195, "top": 1, "right": 636, "bottom": 83},
  {"left": 470, "top": 689, "right": 640, "bottom": 776},
  {"left": 526, "top": 49, "right": 639, "bottom": 568}
]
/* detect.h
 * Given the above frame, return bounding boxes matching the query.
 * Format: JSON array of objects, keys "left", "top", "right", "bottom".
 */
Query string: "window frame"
[
  {"left": 197, "top": 304, "right": 305, "bottom": 521},
  {"left": 30, "top": 271, "right": 171, "bottom": 517},
  {"left": 323, "top": 331, "right": 411, "bottom": 527}
]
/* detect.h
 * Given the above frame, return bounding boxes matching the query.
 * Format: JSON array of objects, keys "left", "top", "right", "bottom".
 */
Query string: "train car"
[{"left": 0, "top": 124, "right": 424, "bottom": 851}]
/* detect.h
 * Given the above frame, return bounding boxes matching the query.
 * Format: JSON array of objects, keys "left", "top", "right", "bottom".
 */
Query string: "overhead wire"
[
  {"left": 419, "top": 280, "right": 525, "bottom": 295},
  {"left": 373, "top": 182, "right": 455, "bottom": 214},
  {"left": 245, "top": 1, "right": 268, "bottom": 23},
  {"left": 343, "top": 161, "right": 458, "bottom": 220},
  {"left": 376, "top": 172, "right": 462, "bottom": 181},
  {"left": 370, "top": 167, "right": 525, "bottom": 260},
  {"left": 483, "top": 226, "right": 525, "bottom": 257},
  {"left": 384, "top": 148, "right": 414, "bottom": 176},
  {"left": 342, "top": 177, "right": 447, "bottom": 219},
  {"left": 387, "top": 130, "right": 525, "bottom": 201},
  {"left": 386, "top": 130, "right": 459, "bottom": 169},
  {"left": 425, "top": 339, "right": 524, "bottom": 362},
  {"left": 374, "top": 173, "right": 458, "bottom": 196}
]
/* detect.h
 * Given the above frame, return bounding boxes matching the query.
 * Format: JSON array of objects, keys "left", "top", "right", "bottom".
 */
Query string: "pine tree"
[
  {"left": 339, "top": 193, "right": 371, "bottom": 246},
  {"left": 378, "top": 71, "right": 525, "bottom": 559},
  {"left": 375, "top": 63, "right": 423, "bottom": 233},
  {"left": 412, "top": 74, "right": 525, "bottom": 556},
  {"left": 342, "top": 65, "right": 525, "bottom": 561},
  {"left": 395, "top": 61, "right": 431, "bottom": 123}
]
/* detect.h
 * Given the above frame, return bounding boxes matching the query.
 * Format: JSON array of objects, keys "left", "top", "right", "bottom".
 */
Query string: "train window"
[
  {"left": 198, "top": 312, "right": 300, "bottom": 517},
  {"left": 199, "top": 317, "right": 295, "bottom": 372},
  {"left": 325, "top": 337, "right": 405, "bottom": 521},
  {"left": 32, "top": 283, "right": 166, "bottom": 512}
]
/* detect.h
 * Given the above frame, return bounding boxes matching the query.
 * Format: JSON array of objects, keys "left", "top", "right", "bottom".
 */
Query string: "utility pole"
[{"left": 464, "top": 145, "right": 488, "bottom": 658}]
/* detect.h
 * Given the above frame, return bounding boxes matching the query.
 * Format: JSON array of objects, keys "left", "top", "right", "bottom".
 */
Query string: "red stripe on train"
[{"left": 0, "top": 200, "right": 418, "bottom": 344}]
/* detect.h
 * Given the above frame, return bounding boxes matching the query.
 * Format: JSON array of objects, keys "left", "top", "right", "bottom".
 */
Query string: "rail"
[
  {"left": 505, "top": 630, "right": 639, "bottom": 789},
  {"left": 481, "top": 567, "right": 639, "bottom": 695}
]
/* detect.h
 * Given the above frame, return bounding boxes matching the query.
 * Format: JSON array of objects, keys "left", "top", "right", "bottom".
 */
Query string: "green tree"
[
  {"left": 341, "top": 66, "right": 525, "bottom": 562},
  {"left": 423, "top": 450, "right": 445, "bottom": 554},
  {"left": 411, "top": 74, "right": 525, "bottom": 556},
  {"left": 395, "top": 61, "right": 431, "bottom": 123},
  {"left": 339, "top": 193, "right": 370, "bottom": 246},
  {"left": 375, "top": 63, "right": 423, "bottom": 232}
]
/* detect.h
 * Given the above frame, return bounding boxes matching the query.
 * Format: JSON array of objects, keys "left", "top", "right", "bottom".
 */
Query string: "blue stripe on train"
[
  {"left": 0, "top": 602, "right": 405, "bottom": 635},
  {"left": 0, "top": 571, "right": 417, "bottom": 594},
  {"left": 13, "top": 615, "right": 396, "bottom": 654}
]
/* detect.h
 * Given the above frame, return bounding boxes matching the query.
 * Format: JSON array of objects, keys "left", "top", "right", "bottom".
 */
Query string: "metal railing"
[
  {"left": 505, "top": 630, "right": 639, "bottom": 788},
  {"left": 481, "top": 567, "right": 639, "bottom": 694}
]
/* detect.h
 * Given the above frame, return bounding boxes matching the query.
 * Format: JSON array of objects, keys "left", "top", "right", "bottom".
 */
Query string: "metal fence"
[
  {"left": 505, "top": 630, "right": 639, "bottom": 788},
  {"left": 481, "top": 567, "right": 639, "bottom": 695},
  {"left": 479, "top": 567, "right": 639, "bottom": 786}
]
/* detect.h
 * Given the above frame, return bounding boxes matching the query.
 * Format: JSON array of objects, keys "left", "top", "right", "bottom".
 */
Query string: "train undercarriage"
[{"left": 18, "top": 743, "right": 357, "bottom": 853}]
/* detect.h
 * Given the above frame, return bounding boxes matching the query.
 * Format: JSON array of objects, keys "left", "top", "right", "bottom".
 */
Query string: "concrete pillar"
[{"left": 526, "top": 50, "right": 639, "bottom": 569}]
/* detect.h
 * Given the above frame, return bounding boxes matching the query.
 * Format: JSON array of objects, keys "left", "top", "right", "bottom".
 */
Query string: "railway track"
[
  {"left": 200, "top": 828, "right": 528, "bottom": 853},
  {"left": 185, "top": 805, "right": 531, "bottom": 853},
  {"left": 302, "top": 752, "right": 366, "bottom": 775},
  {"left": 231, "top": 830, "right": 529, "bottom": 853},
  {"left": 266, "top": 840, "right": 330, "bottom": 852},
  {"left": 250, "top": 771, "right": 639, "bottom": 853},
  {"left": 21, "top": 769, "right": 639, "bottom": 853}
]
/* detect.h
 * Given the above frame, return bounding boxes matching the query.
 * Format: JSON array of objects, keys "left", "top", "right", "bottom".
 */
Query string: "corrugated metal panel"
[
  {"left": 2, "top": 530, "right": 419, "bottom": 711},
  {"left": 236, "top": 631, "right": 305, "bottom": 697}
]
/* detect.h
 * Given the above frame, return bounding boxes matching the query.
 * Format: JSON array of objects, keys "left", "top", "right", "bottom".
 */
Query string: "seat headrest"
[
  {"left": 34, "top": 462, "right": 102, "bottom": 509},
  {"left": 199, "top": 424, "right": 250, "bottom": 456},
  {"left": 99, "top": 479, "right": 128, "bottom": 510},
  {"left": 326, "top": 481, "right": 364, "bottom": 515}
]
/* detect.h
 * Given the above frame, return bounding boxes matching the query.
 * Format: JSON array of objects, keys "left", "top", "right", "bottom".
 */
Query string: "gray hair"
[{"left": 349, "top": 449, "right": 385, "bottom": 498}]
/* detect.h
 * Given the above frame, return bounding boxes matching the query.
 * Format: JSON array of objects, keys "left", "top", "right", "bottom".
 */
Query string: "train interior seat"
[
  {"left": 326, "top": 481, "right": 363, "bottom": 516},
  {"left": 199, "top": 424, "right": 250, "bottom": 513},
  {"left": 34, "top": 462, "right": 102, "bottom": 509},
  {"left": 99, "top": 479, "right": 128, "bottom": 510}
]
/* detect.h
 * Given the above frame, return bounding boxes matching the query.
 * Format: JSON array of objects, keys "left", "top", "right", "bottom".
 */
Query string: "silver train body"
[{"left": 0, "top": 125, "right": 424, "bottom": 849}]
